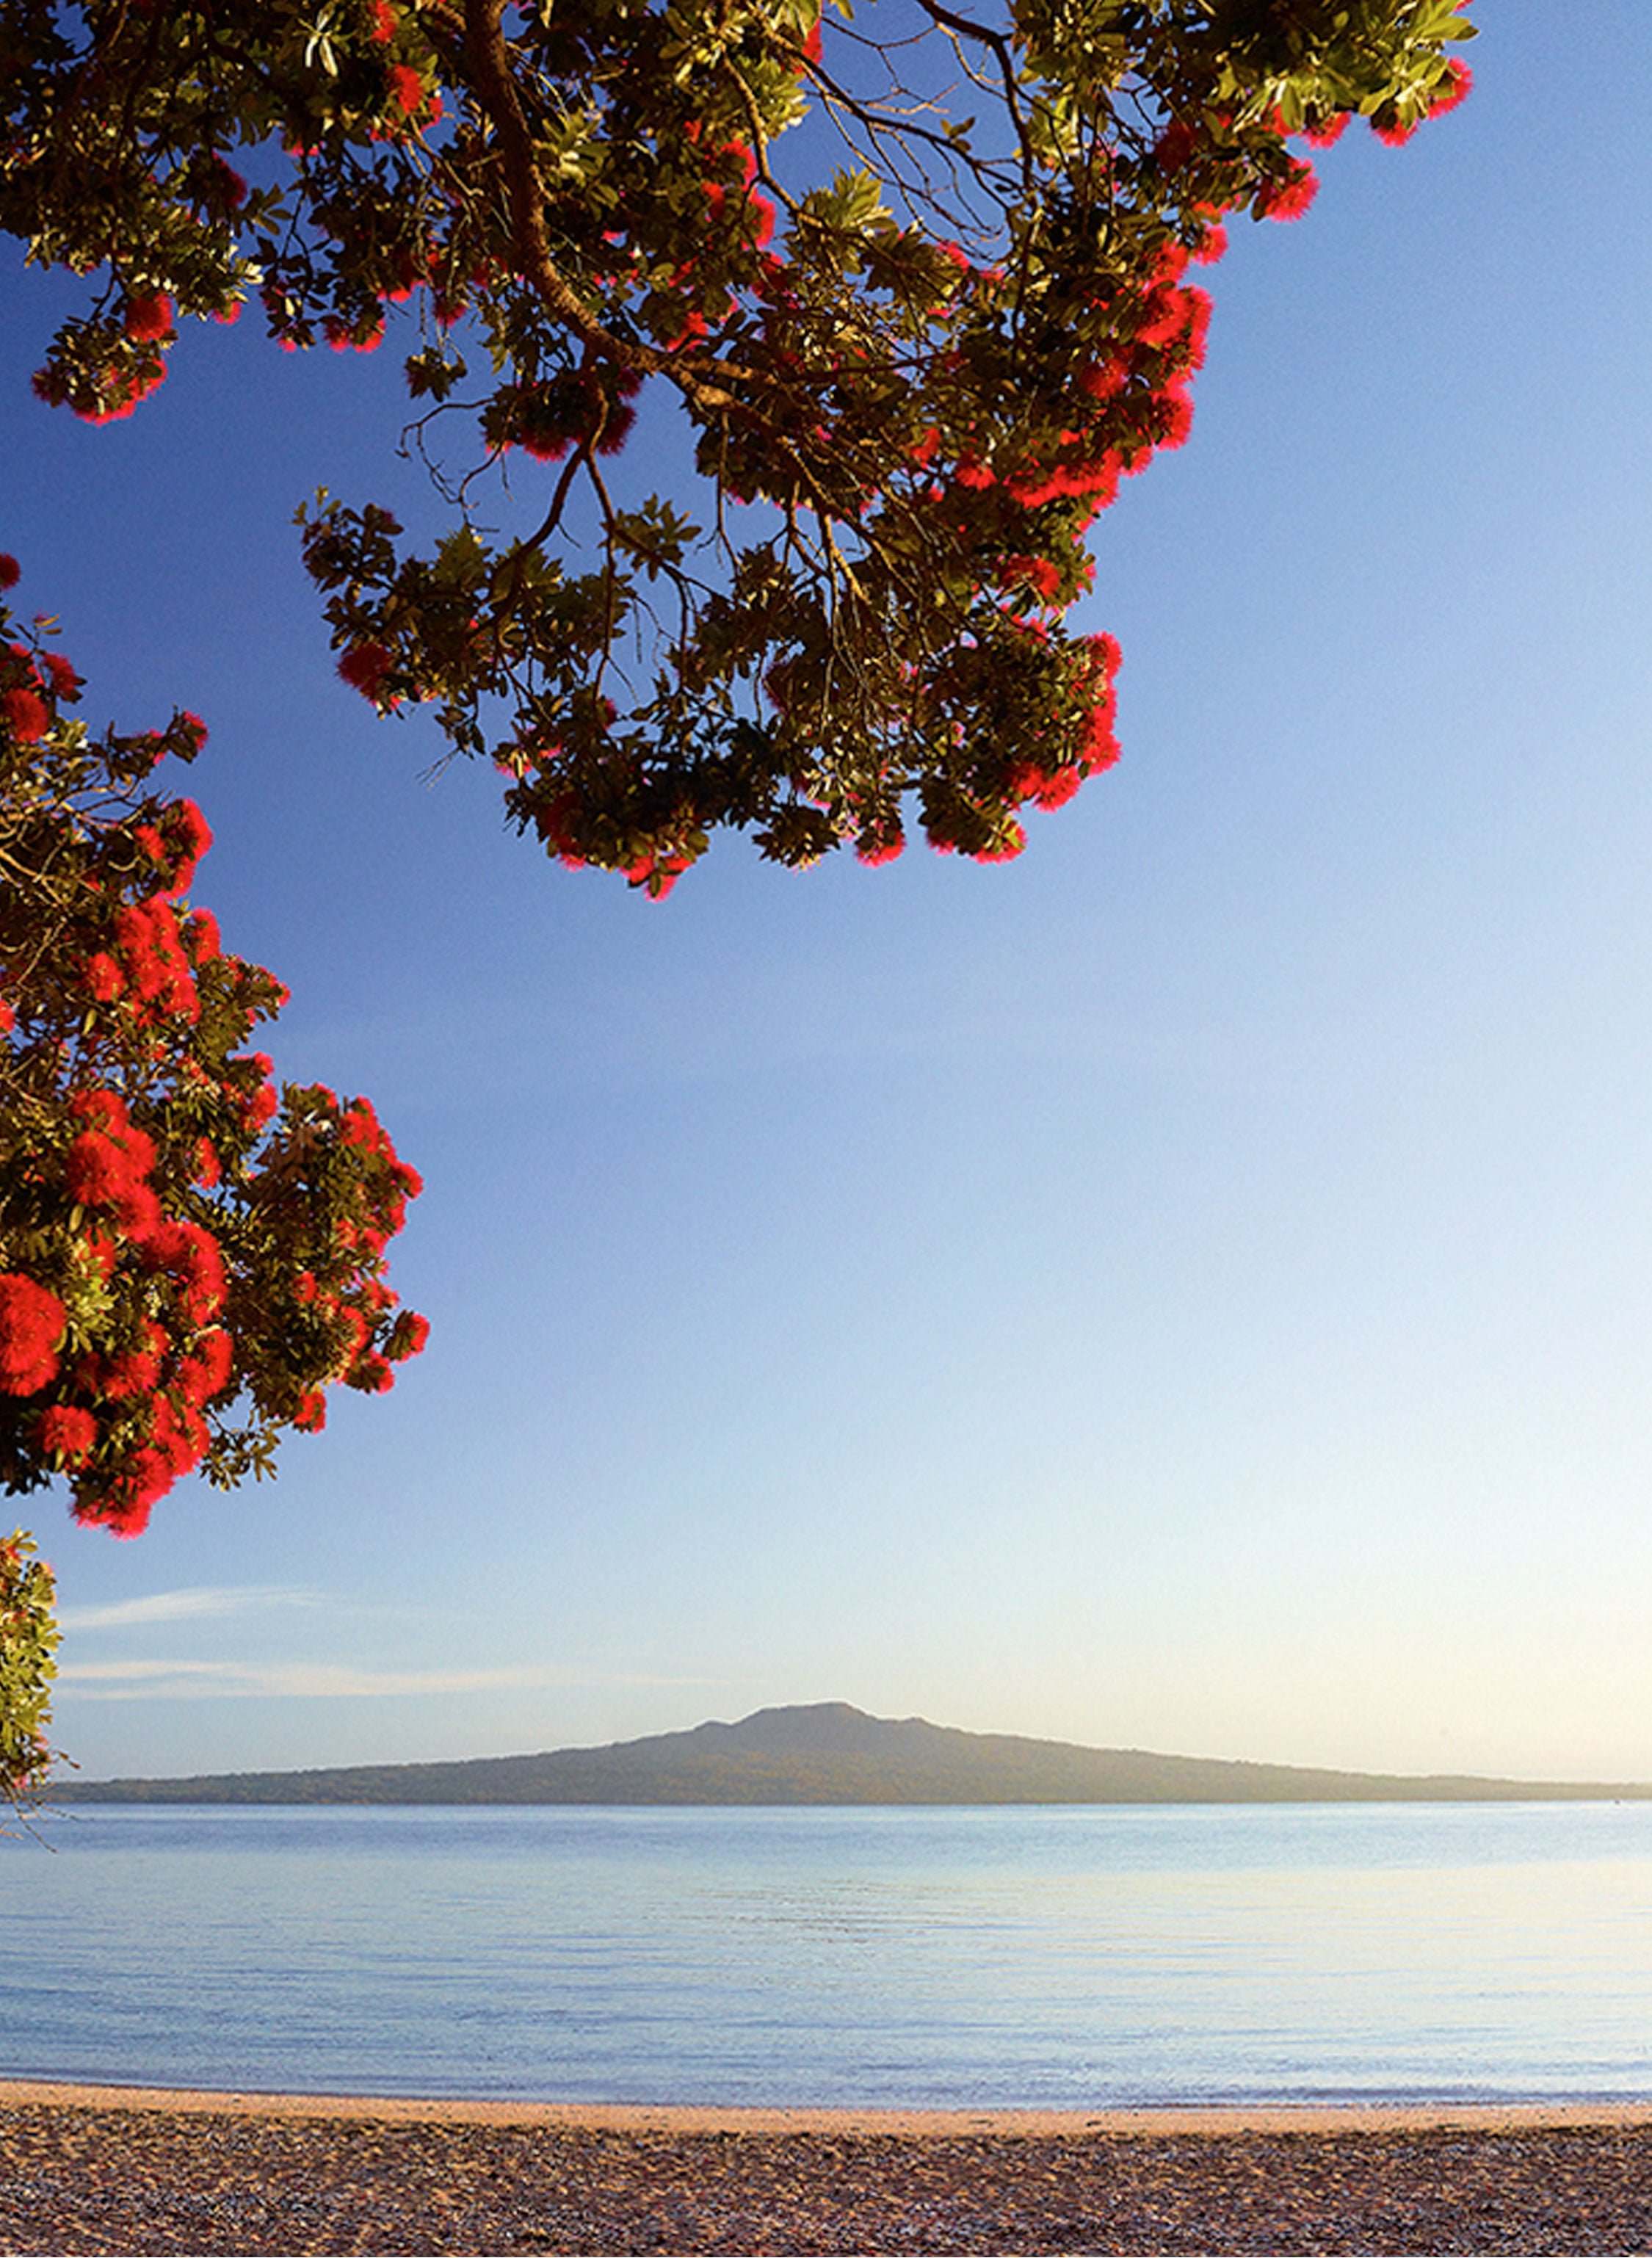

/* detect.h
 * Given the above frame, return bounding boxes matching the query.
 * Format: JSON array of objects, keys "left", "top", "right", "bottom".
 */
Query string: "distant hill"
[{"left": 52, "top": 1701, "right": 1652, "bottom": 1805}]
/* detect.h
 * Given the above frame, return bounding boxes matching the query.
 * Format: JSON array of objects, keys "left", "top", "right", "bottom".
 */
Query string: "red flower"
[
  {"left": 389, "top": 62, "right": 425, "bottom": 117},
  {"left": 385, "top": 1309, "right": 430, "bottom": 1361},
  {"left": 972, "top": 819, "right": 1026, "bottom": 864},
  {"left": 65, "top": 1130, "right": 131, "bottom": 1209},
  {"left": 1153, "top": 120, "right": 1198, "bottom": 173},
  {"left": 1150, "top": 242, "right": 1190, "bottom": 288},
  {"left": 372, "top": 0, "right": 397, "bottom": 38},
  {"left": 38, "top": 1405, "right": 96, "bottom": 1466},
  {"left": 1079, "top": 358, "right": 1126, "bottom": 403},
  {"left": 74, "top": 1403, "right": 197, "bottom": 1531},
  {"left": 70, "top": 1089, "right": 127, "bottom": 1132},
  {"left": 112, "top": 894, "right": 198, "bottom": 1022},
  {"left": 594, "top": 400, "right": 636, "bottom": 456},
  {"left": 124, "top": 292, "right": 175, "bottom": 342},
  {"left": 1, "top": 686, "right": 48, "bottom": 742},
  {"left": 338, "top": 643, "right": 394, "bottom": 699},
  {"left": 177, "top": 1328, "right": 233, "bottom": 1404},
  {"left": 1004, "top": 555, "right": 1062, "bottom": 603},
  {"left": 159, "top": 797, "right": 213, "bottom": 894},
  {"left": 1151, "top": 389, "right": 1194, "bottom": 449},
  {"left": 0, "top": 1275, "right": 66, "bottom": 1395},
  {"left": 65, "top": 1093, "right": 162, "bottom": 1240},
  {"left": 294, "top": 1389, "right": 327, "bottom": 1433},
  {"left": 1009, "top": 762, "right": 1083, "bottom": 811},
  {"left": 100, "top": 1327, "right": 167, "bottom": 1400},
  {"left": 1427, "top": 58, "right": 1472, "bottom": 116},
  {"left": 1134, "top": 283, "right": 1196, "bottom": 348},
  {"left": 0, "top": 555, "right": 18, "bottom": 591},
  {"left": 145, "top": 1218, "right": 227, "bottom": 1323},
  {"left": 340, "top": 1097, "right": 384, "bottom": 1150},
  {"left": 85, "top": 953, "right": 124, "bottom": 1002},
  {"left": 1258, "top": 162, "right": 1318, "bottom": 222},
  {"left": 185, "top": 908, "right": 221, "bottom": 963}
]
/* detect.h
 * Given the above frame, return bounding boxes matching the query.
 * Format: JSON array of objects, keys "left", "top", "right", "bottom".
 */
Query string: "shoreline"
[{"left": 7, "top": 2075, "right": 1652, "bottom": 2134}]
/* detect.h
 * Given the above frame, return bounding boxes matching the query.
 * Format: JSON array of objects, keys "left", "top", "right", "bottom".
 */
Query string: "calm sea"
[{"left": 4, "top": 1801, "right": 1651, "bottom": 2107}]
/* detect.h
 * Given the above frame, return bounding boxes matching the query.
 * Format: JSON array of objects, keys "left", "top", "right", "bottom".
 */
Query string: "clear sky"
[{"left": 9, "top": 7, "right": 1652, "bottom": 1787}]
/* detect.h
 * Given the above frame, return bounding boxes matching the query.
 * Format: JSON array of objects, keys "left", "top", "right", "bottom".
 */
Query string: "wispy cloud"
[
  {"left": 56, "top": 1659, "right": 710, "bottom": 1701},
  {"left": 58, "top": 1585, "right": 325, "bottom": 1633}
]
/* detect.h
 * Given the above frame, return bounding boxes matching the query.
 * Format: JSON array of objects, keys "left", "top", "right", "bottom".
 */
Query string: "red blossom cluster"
[
  {"left": 480, "top": 366, "right": 642, "bottom": 466},
  {"left": 123, "top": 292, "right": 175, "bottom": 343},
  {"left": 30, "top": 308, "right": 171, "bottom": 423},
  {"left": 0, "top": 562, "right": 427, "bottom": 1537},
  {"left": 0, "top": 1278, "right": 68, "bottom": 1397},
  {"left": 1373, "top": 53, "right": 1473, "bottom": 141},
  {"left": 1, "top": 620, "right": 59, "bottom": 745},
  {"left": 337, "top": 641, "right": 395, "bottom": 699}
]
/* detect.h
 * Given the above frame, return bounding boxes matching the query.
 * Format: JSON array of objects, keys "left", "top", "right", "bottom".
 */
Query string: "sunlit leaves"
[{"left": 0, "top": 1532, "right": 57, "bottom": 1810}]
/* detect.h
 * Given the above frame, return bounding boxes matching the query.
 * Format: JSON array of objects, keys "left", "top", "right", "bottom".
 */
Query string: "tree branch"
[{"left": 460, "top": 0, "right": 745, "bottom": 415}]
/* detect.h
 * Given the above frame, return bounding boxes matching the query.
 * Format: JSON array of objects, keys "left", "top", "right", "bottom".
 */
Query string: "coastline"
[{"left": 9, "top": 2075, "right": 1652, "bottom": 2133}]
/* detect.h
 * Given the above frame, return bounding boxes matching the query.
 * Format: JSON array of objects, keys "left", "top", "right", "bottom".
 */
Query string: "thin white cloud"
[
  {"left": 58, "top": 1585, "right": 324, "bottom": 1632},
  {"left": 56, "top": 1659, "right": 709, "bottom": 1701}
]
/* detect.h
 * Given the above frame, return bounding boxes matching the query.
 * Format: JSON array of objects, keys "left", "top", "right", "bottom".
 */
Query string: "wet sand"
[{"left": 5, "top": 2081, "right": 1652, "bottom": 2252}]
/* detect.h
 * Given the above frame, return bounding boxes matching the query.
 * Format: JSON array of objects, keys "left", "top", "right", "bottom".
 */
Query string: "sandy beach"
[{"left": 4, "top": 2083, "right": 1652, "bottom": 2254}]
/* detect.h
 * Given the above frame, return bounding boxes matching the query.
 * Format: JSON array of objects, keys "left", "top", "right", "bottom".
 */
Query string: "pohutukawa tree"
[
  {"left": 7, "top": 0, "right": 1475, "bottom": 892},
  {"left": 0, "top": 0, "right": 1472, "bottom": 1792},
  {"left": 0, "top": 558, "right": 426, "bottom": 1800}
]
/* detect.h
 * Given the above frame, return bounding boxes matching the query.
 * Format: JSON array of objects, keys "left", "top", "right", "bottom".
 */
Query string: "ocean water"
[{"left": 4, "top": 1801, "right": 1652, "bottom": 2107}]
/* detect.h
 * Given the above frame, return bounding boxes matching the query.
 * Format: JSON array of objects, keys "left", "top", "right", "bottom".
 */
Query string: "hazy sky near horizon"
[{"left": 9, "top": 7, "right": 1652, "bottom": 1786}]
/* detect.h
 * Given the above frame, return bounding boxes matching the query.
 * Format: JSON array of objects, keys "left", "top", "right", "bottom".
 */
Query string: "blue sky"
[{"left": 10, "top": 6, "right": 1652, "bottom": 1785}]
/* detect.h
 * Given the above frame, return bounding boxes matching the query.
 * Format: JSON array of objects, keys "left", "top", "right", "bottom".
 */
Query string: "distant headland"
[{"left": 51, "top": 1701, "right": 1652, "bottom": 1806}]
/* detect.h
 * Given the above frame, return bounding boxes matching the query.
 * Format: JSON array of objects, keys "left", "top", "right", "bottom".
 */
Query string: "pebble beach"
[{"left": 4, "top": 2085, "right": 1652, "bottom": 2254}]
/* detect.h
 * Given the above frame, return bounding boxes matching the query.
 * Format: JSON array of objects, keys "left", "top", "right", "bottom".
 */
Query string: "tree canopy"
[
  {"left": 0, "top": 0, "right": 1474, "bottom": 1799},
  {"left": 7, "top": 0, "right": 1475, "bottom": 891}
]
